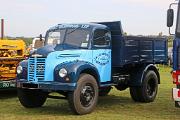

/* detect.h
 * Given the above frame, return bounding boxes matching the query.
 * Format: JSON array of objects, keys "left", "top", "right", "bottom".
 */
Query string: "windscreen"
[
  {"left": 65, "top": 29, "right": 90, "bottom": 48},
  {"left": 46, "top": 28, "right": 90, "bottom": 48}
]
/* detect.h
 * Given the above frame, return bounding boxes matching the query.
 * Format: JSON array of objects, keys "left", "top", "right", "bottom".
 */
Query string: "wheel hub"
[
  {"left": 80, "top": 84, "right": 95, "bottom": 107},
  {"left": 147, "top": 79, "right": 156, "bottom": 97}
]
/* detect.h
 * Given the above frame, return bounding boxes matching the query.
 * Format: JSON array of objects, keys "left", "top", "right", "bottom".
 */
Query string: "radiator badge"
[
  {"left": 95, "top": 53, "right": 110, "bottom": 66},
  {"left": 32, "top": 54, "right": 43, "bottom": 57}
]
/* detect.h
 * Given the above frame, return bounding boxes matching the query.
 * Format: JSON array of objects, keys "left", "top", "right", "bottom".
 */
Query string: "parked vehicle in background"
[
  {"left": 16, "top": 21, "right": 167, "bottom": 114},
  {"left": 167, "top": 0, "right": 180, "bottom": 107},
  {"left": 0, "top": 19, "right": 26, "bottom": 89},
  {"left": 29, "top": 36, "right": 45, "bottom": 53}
]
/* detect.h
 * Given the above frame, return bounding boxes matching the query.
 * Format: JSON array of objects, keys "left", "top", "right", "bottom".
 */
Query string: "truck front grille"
[{"left": 28, "top": 57, "right": 46, "bottom": 81}]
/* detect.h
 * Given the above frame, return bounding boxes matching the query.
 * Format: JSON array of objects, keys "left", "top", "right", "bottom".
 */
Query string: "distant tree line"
[
  {"left": 17, "top": 37, "right": 33, "bottom": 46},
  {"left": 6, "top": 36, "right": 33, "bottom": 47}
]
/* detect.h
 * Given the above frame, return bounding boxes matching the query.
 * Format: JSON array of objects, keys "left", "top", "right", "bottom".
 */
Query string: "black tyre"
[
  {"left": 130, "top": 70, "right": 158, "bottom": 102},
  {"left": 68, "top": 74, "right": 98, "bottom": 115},
  {"left": 175, "top": 101, "right": 180, "bottom": 108},
  {"left": 17, "top": 88, "right": 48, "bottom": 108},
  {"left": 99, "top": 87, "right": 112, "bottom": 96},
  {"left": 130, "top": 87, "right": 141, "bottom": 102}
]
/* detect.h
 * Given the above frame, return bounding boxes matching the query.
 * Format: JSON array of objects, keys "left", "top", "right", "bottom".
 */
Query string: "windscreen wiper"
[{"left": 66, "top": 27, "right": 80, "bottom": 35}]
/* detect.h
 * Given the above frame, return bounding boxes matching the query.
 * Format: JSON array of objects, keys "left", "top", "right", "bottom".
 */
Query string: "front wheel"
[
  {"left": 68, "top": 74, "right": 98, "bottom": 115},
  {"left": 130, "top": 70, "right": 158, "bottom": 102},
  {"left": 17, "top": 88, "right": 48, "bottom": 108}
]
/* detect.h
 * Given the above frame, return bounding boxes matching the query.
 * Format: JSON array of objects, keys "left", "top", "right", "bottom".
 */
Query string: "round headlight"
[
  {"left": 59, "top": 68, "right": 67, "bottom": 78},
  {"left": 17, "top": 66, "right": 23, "bottom": 74}
]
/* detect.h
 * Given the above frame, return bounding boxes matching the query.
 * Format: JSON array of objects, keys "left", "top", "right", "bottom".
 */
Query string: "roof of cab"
[{"left": 47, "top": 23, "right": 108, "bottom": 32}]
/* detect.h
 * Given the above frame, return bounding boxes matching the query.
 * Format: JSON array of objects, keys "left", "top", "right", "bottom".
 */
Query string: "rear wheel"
[
  {"left": 17, "top": 88, "right": 48, "bottom": 108},
  {"left": 68, "top": 74, "right": 98, "bottom": 115},
  {"left": 130, "top": 87, "right": 140, "bottom": 102},
  {"left": 130, "top": 70, "right": 158, "bottom": 102}
]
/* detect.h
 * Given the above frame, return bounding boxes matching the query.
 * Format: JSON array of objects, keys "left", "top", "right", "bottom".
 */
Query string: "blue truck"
[
  {"left": 167, "top": 1, "right": 180, "bottom": 107},
  {"left": 16, "top": 21, "right": 167, "bottom": 114}
]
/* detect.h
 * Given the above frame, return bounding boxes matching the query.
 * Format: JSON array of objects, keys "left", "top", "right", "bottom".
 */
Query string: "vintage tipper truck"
[{"left": 16, "top": 21, "right": 167, "bottom": 114}]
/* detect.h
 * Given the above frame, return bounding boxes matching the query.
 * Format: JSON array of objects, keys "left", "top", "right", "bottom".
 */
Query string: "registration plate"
[{"left": 0, "top": 81, "right": 16, "bottom": 89}]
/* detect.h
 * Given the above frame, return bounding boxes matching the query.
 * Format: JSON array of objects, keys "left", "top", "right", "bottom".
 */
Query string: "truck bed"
[
  {"left": 112, "top": 36, "right": 167, "bottom": 67},
  {"left": 98, "top": 21, "right": 168, "bottom": 67}
]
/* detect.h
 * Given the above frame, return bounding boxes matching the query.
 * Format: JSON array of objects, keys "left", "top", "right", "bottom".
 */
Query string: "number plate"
[{"left": 0, "top": 81, "right": 16, "bottom": 89}]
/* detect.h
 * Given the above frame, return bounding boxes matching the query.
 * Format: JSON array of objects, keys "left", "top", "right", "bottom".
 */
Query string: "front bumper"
[
  {"left": 172, "top": 88, "right": 180, "bottom": 101},
  {"left": 17, "top": 79, "right": 76, "bottom": 91}
]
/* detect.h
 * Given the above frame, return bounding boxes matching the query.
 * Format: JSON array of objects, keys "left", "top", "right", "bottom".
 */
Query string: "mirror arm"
[
  {"left": 40, "top": 34, "right": 43, "bottom": 41},
  {"left": 169, "top": 3, "right": 178, "bottom": 9},
  {"left": 169, "top": 27, "right": 175, "bottom": 36}
]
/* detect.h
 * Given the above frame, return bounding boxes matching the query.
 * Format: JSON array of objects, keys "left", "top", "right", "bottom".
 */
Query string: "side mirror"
[
  {"left": 167, "top": 9, "right": 174, "bottom": 27},
  {"left": 105, "top": 32, "right": 111, "bottom": 41},
  {"left": 39, "top": 34, "right": 45, "bottom": 46},
  {"left": 40, "top": 34, "right": 43, "bottom": 41}
]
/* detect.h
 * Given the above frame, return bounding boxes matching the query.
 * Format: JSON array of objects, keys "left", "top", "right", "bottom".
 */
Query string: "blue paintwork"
[
  {"left": 28, "top": 57, "right": 46, "bottom": 82},
  {"left": 27, "top": 49, "right": 111, "bottom": 85},
  {"left": 47, "top": 23, "right": 107, "bottom": 33},
  {"left": 17, "top": 60, "right": 28, "bottom": 80},
  {"left": 17, "top": 80, "right": 76, "bottom": 91},
  {"left": 129, "top": 64, "right": 159, "bottom": 86},
  {"left": 45, "top": 50, "right": 92, "bottom": 82},
  {"left": 172, "top": 3, "right": 180, "bottom": 71},
  {"left": 31, "top": 44, "right": 85, "bottom": 57},
  {"left": 173, "top": 37, "right": 180, "bottom": 70},
  {"left": 92, "top": 50, "right": 111, "bottom": 82},
  {"left": 113, "top": 36, "right": 167, "bottom": 66},
  {"left": 54, "top": 61, "right": 100, "bottom": 84},
  {"left": 17, "top": 21, "right": 167, "bottom": 91},
  {"left": 98, "top": 21, "right": 167, "bottom": 67}
]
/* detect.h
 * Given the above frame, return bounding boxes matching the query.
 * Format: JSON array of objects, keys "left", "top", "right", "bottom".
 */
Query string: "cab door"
[{"left": 92, "top": 29, "right": 111, "bottom": 83}]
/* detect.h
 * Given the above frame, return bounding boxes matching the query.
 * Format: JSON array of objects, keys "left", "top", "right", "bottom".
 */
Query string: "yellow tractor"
[{"left": 0, "top": 19, "right": 26, "bottom": 89}]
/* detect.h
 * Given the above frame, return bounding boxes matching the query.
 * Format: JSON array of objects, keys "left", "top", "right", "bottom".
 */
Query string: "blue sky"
[{"left": 0, "top": 0, "right": 174, "bottom": 37}]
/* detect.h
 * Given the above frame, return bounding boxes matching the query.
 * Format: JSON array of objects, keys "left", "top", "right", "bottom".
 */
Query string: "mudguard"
[
  {"left": 19, "top": 60, "right": 28, "bottom": 67},
  {"left": 54, "top": 61, "right": 100, "bottom": 84},
  {"left": 129, "top": 64, "right": 160, "bottom": 86},
  {"left": 17, "top": 60, "right": 28, "bottom": 79}
]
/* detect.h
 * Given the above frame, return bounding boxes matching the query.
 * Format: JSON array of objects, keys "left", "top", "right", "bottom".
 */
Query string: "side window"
[
  {"left": 47, "top": 30, "right": 66, "bottom": 45},
  {"left": 93, "top": 29, "right": 111, "bottom": 47}
]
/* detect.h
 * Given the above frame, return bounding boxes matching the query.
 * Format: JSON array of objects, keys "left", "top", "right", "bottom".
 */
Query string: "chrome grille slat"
[{"left": 28, "top": 57, "right": 46, "bottom": 81}]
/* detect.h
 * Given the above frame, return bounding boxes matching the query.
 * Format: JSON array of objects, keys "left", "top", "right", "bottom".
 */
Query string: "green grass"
[{"left": 0, "top": 66, "right": 179, "bottom": 120}]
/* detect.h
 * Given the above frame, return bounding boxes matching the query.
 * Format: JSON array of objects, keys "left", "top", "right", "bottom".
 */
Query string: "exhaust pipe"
[{"left": 1, "top": 19, "right": 4, "bottom": 39}]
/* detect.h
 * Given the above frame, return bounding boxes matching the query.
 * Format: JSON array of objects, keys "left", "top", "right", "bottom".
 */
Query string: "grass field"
[{"left": 0, "top": 66, "right": 179, "bottom": 120}]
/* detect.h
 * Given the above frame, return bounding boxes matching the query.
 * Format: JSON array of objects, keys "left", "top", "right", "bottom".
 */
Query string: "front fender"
[
  {"left": 54, "top": 61, "right": 100, "bottom": 84},
  {"left": 17, "top": 60, "right": 28, "bottom": 79},
  {"left": 19, "top": 60, "right": 28, "bottom": 67}
]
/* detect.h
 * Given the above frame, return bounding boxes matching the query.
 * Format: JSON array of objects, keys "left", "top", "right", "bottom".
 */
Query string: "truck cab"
[{"left": 17, "top": 21, "right": 167, "bottom": 115}]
